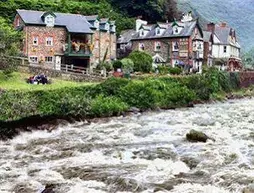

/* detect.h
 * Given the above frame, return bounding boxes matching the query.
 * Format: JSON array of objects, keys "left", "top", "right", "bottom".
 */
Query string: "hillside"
[{"left": 178, "top": 0, "right": 254, "bottom": 52}]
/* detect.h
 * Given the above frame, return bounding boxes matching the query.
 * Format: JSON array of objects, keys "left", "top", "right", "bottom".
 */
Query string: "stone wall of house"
[
  {"left": 90, "top": 30, "right": 116, "bottom": 67},
  {"left": 24, "top": 26, "right": 67, "bottom": 62},
  {"left": 132, "top": 37, "right": 190, "bottom": 66}
]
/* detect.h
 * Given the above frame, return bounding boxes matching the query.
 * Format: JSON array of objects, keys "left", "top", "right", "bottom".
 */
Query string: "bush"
[
  {"left": 128, "top": 50, "right": 153, "bottom": 73},
  {"left": 90, "top": 95, "right": 129, "bottom": 117},
  {"left": 119, "top": 80, "right": 157, "bottom": 109},
  {"left": 112, "top": 60, "right": 123, "bottom": 71},
  {"left": 169, "top": 67, "right": 182, "bottom": 75},
  {"left": 121, "top": 58, "right": 134, "bottom": 73},
  {"left": 157, "top": 65, "right": 170, "bottom": 75},
  {"left": 95, "top": 77, "right": 130, "bottom": 96}
]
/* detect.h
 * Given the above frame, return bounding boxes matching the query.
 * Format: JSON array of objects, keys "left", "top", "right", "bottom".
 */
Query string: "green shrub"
[
  {"left": 169, "top": 67, "right": 182, "bottom": 75},
  {"left": 90, "top": 95, "right": 128, "bottom": 117},
  {"left": 95, "top": 77, "right": 130, "bottom": 96},
  {"left": 128, "top": 50, "right": 153, "bottom": 73},
  {"left": 119, "top": 80, "right": 157, "bottom": 109},
  {"left": 112, "top": 60, "right": 123, "bottom": 71},
  {"left": 121, "top": 58, "right": 134, "bottom": 73},
  {"left": 157, "top": 65, "right": 170, "bottom": 75}
]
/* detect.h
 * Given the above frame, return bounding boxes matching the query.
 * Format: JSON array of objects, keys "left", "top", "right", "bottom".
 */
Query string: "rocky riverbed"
[{"left": 0, "top": 98, "right": 254, "bottom": 193}]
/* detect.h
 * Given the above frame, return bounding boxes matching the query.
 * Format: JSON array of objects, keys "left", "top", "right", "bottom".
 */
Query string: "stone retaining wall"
[
  {"left": 239, "top": 71, "right": 254, "bottom": 88},
  {"left": 18, "top": 65, "right": 106, "bottom": 82}
]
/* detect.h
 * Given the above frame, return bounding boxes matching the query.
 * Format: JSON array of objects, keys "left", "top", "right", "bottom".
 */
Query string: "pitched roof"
[
  {"left": 214, "top": 25, "right": 230, "bottom": 44},
  {"left": 131, "top": 20, "right": 199, "bottom": 40},
  {"left": 213, "top": 25, "right": 240, "bottom": 48},
  {"left": 100, "top": 18, "right": 109, "bottom": 24},
  {"left": 117, "top": 29, "right": 136, "bottom": 44},
  {"left": 17, "top": 9, "right": 93, "bottom": 34}
]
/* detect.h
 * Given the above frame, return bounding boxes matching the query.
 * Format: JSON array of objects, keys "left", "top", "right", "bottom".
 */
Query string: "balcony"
[
  {"left": 64, "top": 33, "right": 93, "bottom": 57},
  {"left": 64, "top": 43, "right": 93, "bottom": 57}
]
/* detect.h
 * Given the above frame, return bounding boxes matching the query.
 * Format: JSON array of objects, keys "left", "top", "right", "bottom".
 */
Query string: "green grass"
[{"left": 0, "top": 71, "right": 95, "bottom": 91}]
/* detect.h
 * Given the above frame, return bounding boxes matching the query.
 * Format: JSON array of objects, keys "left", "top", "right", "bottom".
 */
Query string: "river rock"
[
  {"left": 128, "top": 107, "right": 141, "bottom": 114},
  {"left": 41, "top": 184, "right": 55, "bottom": 193},
  {"left": 186, "top": 129, "right": 214, "bottom": 143},
  {"left": 243, "top": 184, "right": 254, "bottom": 193}
]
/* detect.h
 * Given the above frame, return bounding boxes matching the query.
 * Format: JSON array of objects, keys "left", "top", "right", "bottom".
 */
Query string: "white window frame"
[
  {"left": 140, "top": 29, "right": 145, "bottom": 37},
  {"left": 33, "top": 36, "right": 38, "bottom": 45},
  {"left": 139, "top": 43, "right": 145, "bottom": 51},
  {"left": 45, "top": 56, "right": 53, "bottom": 63},
  {"left": 46, "top": 37, "right": 53, "bottom": 46},
  {"left": 154, "top": 41, "right": 161, "bottom": 51},
  {"left": 105, "top": 23, "right": 110, "bottom": 31},
  {"left": 95, "top": 40, "right": 99, "bottom": 49},
  {"left": 94, "top": 20, "right": 99, "bottom": 29},
  {"left": 156, "top": 27, "right": 160, "bottom": 35},
  {"left": 172, "top": 42, "right": 179, "bottom": 51},
  {"left": 45, "top": 15, "right": 55, "bottom": 27},
  {"left": 29, "top": 56, "right": 38, "bottom": 63}
]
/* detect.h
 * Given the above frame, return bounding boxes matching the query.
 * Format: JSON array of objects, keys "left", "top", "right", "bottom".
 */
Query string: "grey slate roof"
[
  {"left": 117, "top": 29, "right": 136, "bottom": 44},
  {"left": 17, "top": 9, "right": 93, "bottom": 34},
  {"left": 214, "top": 25, "right": 231, "bottom": 44},
  {"left": 131, "top": 20, "right": 199, "bottom": 40},
  {"left": 213, "top": 25, "right": 240, "bottom": 48}
]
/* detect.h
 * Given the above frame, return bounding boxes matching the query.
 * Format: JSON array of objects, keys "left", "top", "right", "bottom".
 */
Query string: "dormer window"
[
  {"left": 105, "top": 23, "right": 110, "bottom": 31},
  {"left": 45, "top": 15, "right": 55, "bottom": 26},
  {"left": 175, "top": 28, "right": 178, "bottom": 33},
  {"left": 156, "top": 27, "right": 160, "bottom": 35},
  {"left": 140, "top": 29, "right": 145, "bottom": 37},
  {"left": 94, "top": 20, "right": 99, "bottom": 29},
  {"left": 111, "top": 25, "right": 116, "bottom": 33},
  {"left": 42, "top": 12, "right": 56, "bottom": 27}
]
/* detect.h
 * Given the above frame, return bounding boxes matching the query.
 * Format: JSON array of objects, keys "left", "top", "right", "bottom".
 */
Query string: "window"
[
  {"left": 33, "top": 36, "right": 38, "bottom": 45},
  {"left": 45, "top": 15, "right": 55, "bottom": 26},
  {"left": 154, "top": 41, "right": 161, "bottom": 51},
  {"left": 172, "top": 42, "right": 179, "bottom": 51},
  {"left": 175, "top": 28, "right": 178, "bottom": 33},
  {"left": 45, "top": 56, "right": 53, "bottom": 63},
  {"left": 223, "top": 46, "right": 227, "bottom": 53},
  {"left": 139, "top": 43, "right": 145, "bottom": 51},
  {"left": 95, "top": 40, "right": 99, "bottom": 49},
  {"left": 17, "top": 18, "right": 20, "bottom": 27},
  {"left": 46, "top": 37, "right": 53, "bottom": 46},
  {"left": 94, "top": 20, "right": 99, "bottom": 29},
  {"left": 29, "top": 56, "right": 38, "bottom": 63},
  {"left": 105, "top": 23, "right": 110, "bottom": 31},
  {"left": 156, "top": 28, "right": 160, "bottom": 35}
]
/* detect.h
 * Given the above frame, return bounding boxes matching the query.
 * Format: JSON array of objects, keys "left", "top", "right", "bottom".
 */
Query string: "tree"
[
  {"left": 128, "top": 51, "right": 153, "bottom": 73},
  {"left": 0, "top": 17, "right": 22, "bottom": 76}
]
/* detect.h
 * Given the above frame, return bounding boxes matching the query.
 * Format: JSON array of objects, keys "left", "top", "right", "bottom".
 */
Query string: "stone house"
[
  {"left": 118, "top": 13, "right": 204, "bottom": 73},
  {"left": 205, "top": 22, "right": 242, "bottom": 71},
  {"left": 14, "top": 9, "right": 116, "bottom": 70}
]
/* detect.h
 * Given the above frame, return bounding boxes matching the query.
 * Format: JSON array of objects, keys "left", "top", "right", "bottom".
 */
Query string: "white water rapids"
[{"left": 0, "top": 99, "right": 254, "bottom": 193}]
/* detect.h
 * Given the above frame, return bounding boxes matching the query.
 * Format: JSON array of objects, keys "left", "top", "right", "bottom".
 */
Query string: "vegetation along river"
[{"left": 0, "top": 99, "right": 254, "bottom": 193}]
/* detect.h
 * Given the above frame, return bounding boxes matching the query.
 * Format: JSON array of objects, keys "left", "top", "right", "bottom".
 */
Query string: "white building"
[{"left": 206, "top": 22, "right": 242, "bottom": 71}]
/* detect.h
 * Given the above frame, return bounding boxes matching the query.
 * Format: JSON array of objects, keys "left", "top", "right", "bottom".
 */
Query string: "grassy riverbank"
[
  {"left": 0, "top": 71, "right": 93, "bottom": 91},
  {"left": 0, "top": 68, "right": 241, "bottom": 125}
]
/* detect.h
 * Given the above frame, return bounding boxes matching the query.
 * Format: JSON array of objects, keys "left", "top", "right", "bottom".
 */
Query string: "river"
[{"left": 0, "top": 99, "right": 254, "bottom": 193}]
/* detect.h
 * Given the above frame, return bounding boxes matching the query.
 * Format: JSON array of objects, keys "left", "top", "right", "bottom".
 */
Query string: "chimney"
[
  {"left": 207, "top": 22, "right": 215, "bottom": 33},
  {"left": 220, "top": 22, "right": 227, "bottom": 27},
  {"left": 136, "top": 19, "right": 147, "bottom": 32}
]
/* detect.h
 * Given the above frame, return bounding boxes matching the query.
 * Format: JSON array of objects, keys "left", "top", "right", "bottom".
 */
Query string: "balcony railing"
[{"left": 63, "top": 42, "right": 93, "bottom": 57}]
